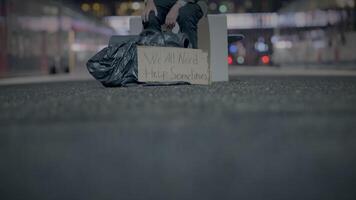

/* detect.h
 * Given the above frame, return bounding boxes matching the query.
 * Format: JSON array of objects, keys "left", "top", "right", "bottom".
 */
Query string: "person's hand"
[
  {"left": 142, "top": 0, "right": 158, "bottom": 22},
  {"left": 165, "top": 4, "right": 181, "bottom": 29}
]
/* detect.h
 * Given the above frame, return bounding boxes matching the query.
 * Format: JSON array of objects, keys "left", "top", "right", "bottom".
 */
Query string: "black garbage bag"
[{"left": 87, "top": 29, "right": 191, "bottom": 87}]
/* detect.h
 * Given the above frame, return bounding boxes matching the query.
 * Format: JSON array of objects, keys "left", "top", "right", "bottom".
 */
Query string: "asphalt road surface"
[{"left": 1, "top": 76, "right": 356, "bottom": 200}]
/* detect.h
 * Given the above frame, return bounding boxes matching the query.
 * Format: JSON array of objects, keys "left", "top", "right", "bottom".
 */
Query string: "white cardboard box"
[{"left": 197, "top": 15, "right": 228, "bottom": 82}]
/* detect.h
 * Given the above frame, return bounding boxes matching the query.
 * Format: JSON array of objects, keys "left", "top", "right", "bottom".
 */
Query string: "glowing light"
[
  {"left": 255, "top": 39, "right": 269, "bottom": 52},
  {"left": 261, "top": 55, "right": 270, "bottom": 64},
  {"left": 93, "top": 3, "right": 100, "bottom": 11},
  {"left": 219, "top": 5, "right": 228, "bottom": 13},
  {"left": 131, "top": 2, "right": 141, "bottom": 10},
  {"left": 237, "top": 56, "right": 245, "bottom": 64},
  {"left": 229, "top": 44, "right": 238, "bottom": 54},
  {"left": 228, "top": 56, "right": 233, "bottom": 65},
  {"left": 275, "top": 41, "right": 293, "bottom": 49},
  {"left": 81, "top": 3, "right": 90, "bottom": 12},
  {"left": 270, "top": 36, "right": 278, "bottom": 43}
]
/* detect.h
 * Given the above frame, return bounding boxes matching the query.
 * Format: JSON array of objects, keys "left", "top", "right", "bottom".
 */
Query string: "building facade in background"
[
  {"left": 1, "top": 0, "right": 355, "bottom": 78},
  {"left": 0, "top": 0, "right": 113, "bottom": 77}
]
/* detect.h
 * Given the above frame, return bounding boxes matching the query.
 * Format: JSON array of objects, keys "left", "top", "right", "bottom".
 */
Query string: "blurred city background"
[
  {"left": 0, "top": 0, "right": 355, "bottom": 78},
  {"left": 1, "top": 1, "right": 356, "bottom": 200}
]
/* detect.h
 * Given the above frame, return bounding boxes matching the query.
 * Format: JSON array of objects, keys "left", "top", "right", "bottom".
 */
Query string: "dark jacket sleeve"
[{"left": 184, "top": 0, "right": 208, "bottom": 16}]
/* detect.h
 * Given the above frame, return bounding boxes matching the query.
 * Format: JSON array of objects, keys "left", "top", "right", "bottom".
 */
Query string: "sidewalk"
[
  {"left": 1, "top": 66, "right": 356, "bottom": 86},
  {"left": 0, "top": 72, "right": 92, "bottom": 86}
]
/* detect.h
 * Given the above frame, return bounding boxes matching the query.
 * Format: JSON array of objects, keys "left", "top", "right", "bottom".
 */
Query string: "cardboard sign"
[{"left": 137, "top": 46, "right": 210, "bottom": 85}]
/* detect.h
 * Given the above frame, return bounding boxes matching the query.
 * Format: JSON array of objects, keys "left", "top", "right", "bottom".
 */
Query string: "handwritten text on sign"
[{"left": 137, "top": 46, "right": 210, "bottom": 85}]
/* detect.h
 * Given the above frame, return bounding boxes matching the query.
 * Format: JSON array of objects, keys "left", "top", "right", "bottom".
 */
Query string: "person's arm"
[
  {"left": 165, "top": 0, "right": 187, "bottom": 29},
  {"left": 165, "top": 0, "right": 208, "bottom": 29},
  {"left": 142, "top": 0, "right": 158, "bottom": 22}
]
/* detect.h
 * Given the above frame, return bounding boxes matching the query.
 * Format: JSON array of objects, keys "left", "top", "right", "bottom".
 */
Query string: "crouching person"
[{"left": 141, "top": 0, "right": 208, "bottom": 49}]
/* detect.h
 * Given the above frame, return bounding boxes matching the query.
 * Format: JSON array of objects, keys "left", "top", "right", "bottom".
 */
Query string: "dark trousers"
[{"left": 143, "top": 0, "right": 203, "bottom": 48}]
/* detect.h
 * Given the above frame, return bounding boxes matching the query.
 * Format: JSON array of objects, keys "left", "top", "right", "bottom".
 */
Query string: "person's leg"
[
  {"left": 142, "top": 7, "right": 167, "bottom": 31},
  {"left": 142, "top": 0, "right": 176, "bottom": 31},
  {"left": 177, "top": 3, "right": 204, "bottom": 48}
]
